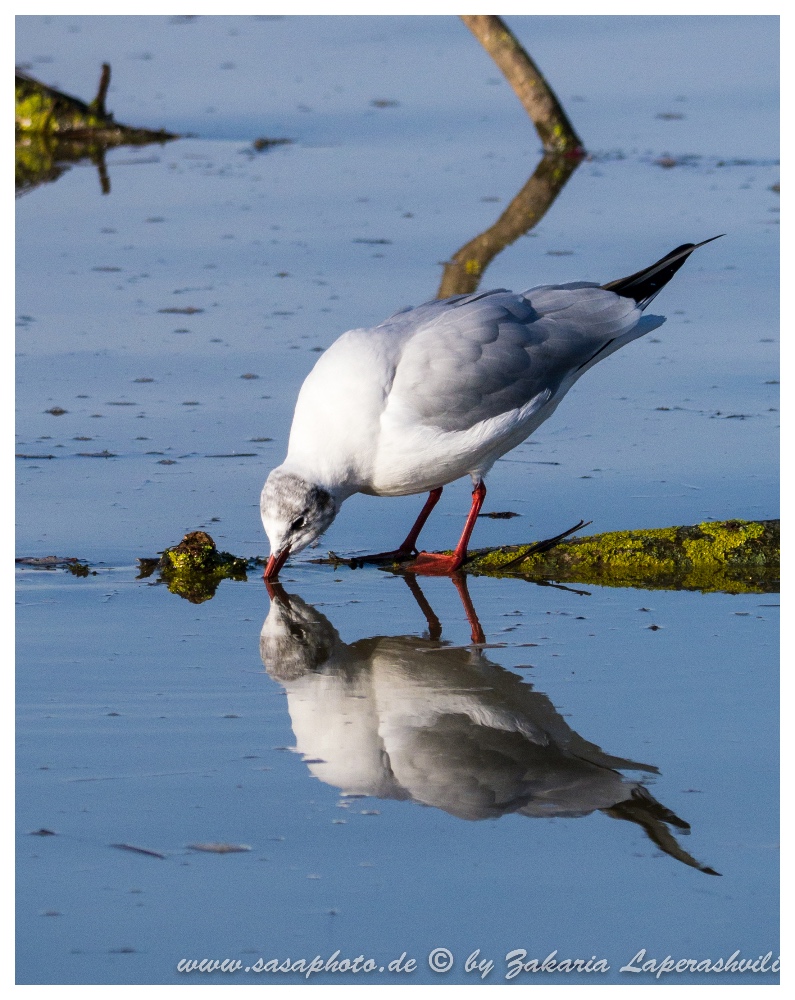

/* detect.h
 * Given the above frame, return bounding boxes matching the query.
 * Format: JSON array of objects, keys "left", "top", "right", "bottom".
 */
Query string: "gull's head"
[{"left": 260, "top": 468, "right": 338, "bottom": 579}]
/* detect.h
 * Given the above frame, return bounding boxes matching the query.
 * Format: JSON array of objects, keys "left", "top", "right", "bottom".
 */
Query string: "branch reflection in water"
[
  {"left": 260, "top": 576, "right": 719, "bottom": 876},
  {"left": 437, "top": 151, "right": 583, "bottom": 299}
]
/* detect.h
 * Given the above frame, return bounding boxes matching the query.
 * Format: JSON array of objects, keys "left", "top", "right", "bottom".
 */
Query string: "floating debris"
[
  {"left": 138, "top": 530, "right": 248, "bottom": 603},
  {"left": 110, "top": 843, "right": 167, "bottom": 860},
  {"left": 188, "top": 842, "right": 251, "bottom": 854},
  {"left": 252, "top": 136, "right": 292, "bottom": 151},
  {"left": 16, "top": 556, "right": 92, "bottom": 576},
  {"left": 654, "top": 155, "right": 701, "bottom": 169}
]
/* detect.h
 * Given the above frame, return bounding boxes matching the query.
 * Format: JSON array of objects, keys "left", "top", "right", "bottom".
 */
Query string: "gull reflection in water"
[{"left": 260, "top": 576, "right": 718, "bottom": 875}]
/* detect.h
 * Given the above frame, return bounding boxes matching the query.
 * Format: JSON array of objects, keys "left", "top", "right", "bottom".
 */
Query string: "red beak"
[{"left": 264, "top": 546, "right": 291, "bottom": 581}]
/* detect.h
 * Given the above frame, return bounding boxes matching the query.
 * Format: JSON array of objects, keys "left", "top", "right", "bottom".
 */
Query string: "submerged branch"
[
  {"left": 15, "top": 65, "right": 178, "bottom": 194},
  {"left": 15, "top": 66, "right": 177, "bottom": 141},
  {"left": 41, "top": 521, "right": 778, "bottom": 599},
  {"left": 463, "top": 519, "right": 780, "bottom": 594},
  {"left": 460, "top": 14, "right": 584, "bottom": 155}
]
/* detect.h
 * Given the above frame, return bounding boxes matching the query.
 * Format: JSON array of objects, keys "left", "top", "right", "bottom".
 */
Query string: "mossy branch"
[
  {"left": 15, "top": 65, "right": 178, "bottom": 195},
  {"left": 463, "top": 519, "right": 779, "bottom": 594},
  {"left": 15, "top": 65, "right": 177, "bottom": 140}
]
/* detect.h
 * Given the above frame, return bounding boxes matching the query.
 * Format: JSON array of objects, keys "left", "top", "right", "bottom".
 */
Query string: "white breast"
[{"left": 284, "top": 327, "right": 400, "bottom": 491}]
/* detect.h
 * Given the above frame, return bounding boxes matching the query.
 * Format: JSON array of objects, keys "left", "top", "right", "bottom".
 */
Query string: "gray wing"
[{"left": 382, "top": 286, "right": 648, "bottom": 432}]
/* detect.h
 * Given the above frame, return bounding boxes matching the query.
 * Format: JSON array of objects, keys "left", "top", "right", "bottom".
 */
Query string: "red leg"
[
  {"left": 353, "top": 487, "right": 443, "bottom": 565},
  {"left": 397, "top": 487, "right": 443, "bottom": 553},
  {"left": 404, "top": 481, "right": 486, "bottom": 575}
]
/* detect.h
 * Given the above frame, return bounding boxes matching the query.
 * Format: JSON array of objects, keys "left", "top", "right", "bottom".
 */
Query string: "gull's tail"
[{"left": 602, "top": 235, "right": 723, "bottom": 310}]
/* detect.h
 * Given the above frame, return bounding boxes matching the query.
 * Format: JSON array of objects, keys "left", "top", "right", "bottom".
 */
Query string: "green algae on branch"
[
  {"left": 464, "top": 520, "right": 780, "bottom": 594},
  {"left": 15, "top": 65, "right": 178, "bottom": 195},
  {"left": 15, "top": 65, "right": 177, "bottom": 140},
  {"left": 138, "top": 531, "right": 248, "bottom": 604}
]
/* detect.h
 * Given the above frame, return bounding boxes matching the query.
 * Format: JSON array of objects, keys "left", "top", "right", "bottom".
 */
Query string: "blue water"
[{"left": 16, "top": 14, "right": 778, "bottom": 985}]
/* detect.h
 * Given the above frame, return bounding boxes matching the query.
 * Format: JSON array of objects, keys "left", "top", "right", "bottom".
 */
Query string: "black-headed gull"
[{"left": 262, "top": 237, "right": 721, "bottom": 578}]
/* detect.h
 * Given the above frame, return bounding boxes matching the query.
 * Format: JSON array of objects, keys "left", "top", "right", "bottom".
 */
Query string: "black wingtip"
[{"left": 603, "top": 235, "right": 724, "bottom": 308}]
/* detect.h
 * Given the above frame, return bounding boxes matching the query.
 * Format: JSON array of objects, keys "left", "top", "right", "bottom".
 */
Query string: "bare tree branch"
[{"left": 461, "top": 14, "right": 584, "bottom": 154}]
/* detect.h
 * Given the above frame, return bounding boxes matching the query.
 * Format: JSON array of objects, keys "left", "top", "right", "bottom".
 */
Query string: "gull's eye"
[{"left": 290, "top": 516, "right": 305, "bottom": 533}]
